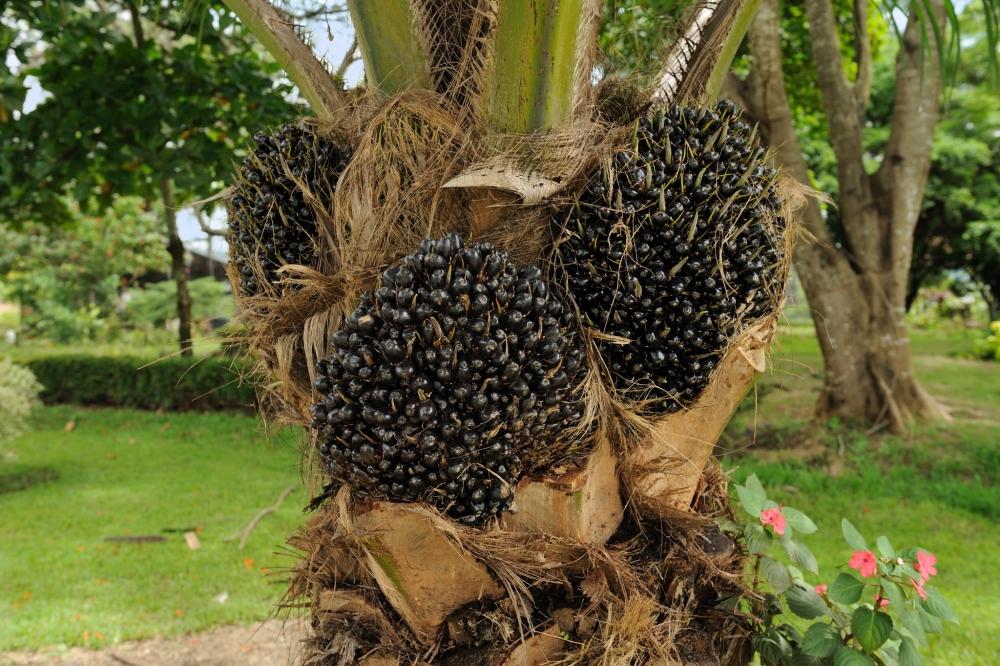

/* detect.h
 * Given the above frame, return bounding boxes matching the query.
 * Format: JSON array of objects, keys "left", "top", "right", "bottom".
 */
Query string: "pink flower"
[
  {"left": 876, "top": 596, "right": 890, "bottom": 608},
  {"left": 849, "top": 551, "right": 878, "bottom": 578},
  {"left": 815, "top": 583, "right": 828, "bottom": 595},
  {"left": 760, "top": 506, "right": 787, "bottom": 536},
  {"left": 911, "top": 577, "right": 927, "bottom": 601},
  {"left": 917, "top": 552, "right": 937, "bottom": 583}
]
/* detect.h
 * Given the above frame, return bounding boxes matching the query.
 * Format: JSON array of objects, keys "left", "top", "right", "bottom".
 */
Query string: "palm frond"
[
  {"left": 874, "top": 0, "right": 1000, "bottom": 86},
  {"left": 654, "top": 0, "right": 761, "bottom": 104}
]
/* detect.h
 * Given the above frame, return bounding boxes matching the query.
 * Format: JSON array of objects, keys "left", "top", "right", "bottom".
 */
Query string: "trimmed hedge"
[{"left": 25, "top": 355, "right": 257, "bottom": 411}]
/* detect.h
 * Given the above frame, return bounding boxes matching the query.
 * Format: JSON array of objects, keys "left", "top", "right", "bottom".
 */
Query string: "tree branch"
[
  {"left": 803, "top": 0, "right": 866, "bottom": 175},
  {"left": 654, "top": 0, "right": 762, "bottom": 105},
  {"left": 853, "top": 0, "right": 873, "bottom": 117},
  {"left": 286, "top": 3, "right": 350, "bottom": 21},
  {"left": 225, "top": 483, "right": 298, "bottom": 550},
  {"left": 744, "top": 0, "right": 837, "bottom": 249},
  {"left": 335, "top": 37, "right": 358, "bottom": 79},
  {"left": 126, "top": 2, "right": 145, "bottom": 49},
  {"left": 873, "top": 0, "right": 945, "bottom": 302},
  {"left": 804, "top": 0, "right": 878, "bottom": 267},
  {"left": 193, "top": 204, "right": 228, "bottom": 237},
  {"left": 222, "top": 0, "right": 345, "bottom": 119}
]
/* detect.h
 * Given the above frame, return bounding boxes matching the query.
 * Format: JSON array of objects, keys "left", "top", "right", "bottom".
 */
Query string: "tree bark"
[
  {"left": 160, "top": 178, "right": 193, "bottom": 357},
  {"left": 724, "top": 0, "right": 950, "bottom": 431}
]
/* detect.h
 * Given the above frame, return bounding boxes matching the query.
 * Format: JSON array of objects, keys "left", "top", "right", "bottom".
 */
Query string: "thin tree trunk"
[
  {"left": 724, "top": 0, "right": 950, "bottom": 431},
  {"left": 160, "top": 178, "right": 193, "bottom": 357}
]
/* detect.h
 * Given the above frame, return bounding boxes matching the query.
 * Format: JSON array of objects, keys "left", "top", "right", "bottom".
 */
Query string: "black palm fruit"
[
  {"left": 229, "top": 122, "right": 352, "bottom": 297},
  {"left": 556, "top": 100, "right": 786, "bottom": 415},
  {"left": 310, "top": 233, "right": 587, "bottom": 525}
]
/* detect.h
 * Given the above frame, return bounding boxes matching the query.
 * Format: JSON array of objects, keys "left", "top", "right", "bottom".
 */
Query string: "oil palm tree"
[{"left": 222, "top": 1, "right": 781, "bottom": 664}]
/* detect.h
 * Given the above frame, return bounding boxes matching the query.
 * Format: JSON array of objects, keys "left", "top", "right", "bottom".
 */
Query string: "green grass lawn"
[
  {"left": 0, "top": 407, "right": 305, "bottom": 650},
  {"left": 722, "top": 326, "right": 1000, "bottom": 666}
]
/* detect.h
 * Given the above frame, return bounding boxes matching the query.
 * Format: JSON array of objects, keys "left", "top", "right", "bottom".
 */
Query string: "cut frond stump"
[
  {"left": 353, "top": 500, "right": 505, "bottom": 643},
  {"left": 501, "top": 625, "right": 566, "bottom": 666},
  {"left": 501, "top": 442, "right": 623, "bottom": 545},
  {"left": 627, "top": 318, "right": 776, "bottom": 516}
]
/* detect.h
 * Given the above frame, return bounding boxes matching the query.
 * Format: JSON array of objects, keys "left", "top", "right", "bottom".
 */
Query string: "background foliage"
[
  {"left": 0, "top": 0, "right": 298, "bottom": 223},
  {"left": 0, "top": 357, "right": 42, "bottom": 444},
  {"left": 0, "top": 197, "right": 168, "bottom": 343},
  {"left": 125, "top": 277, "right": 234, "bottom": 330}
]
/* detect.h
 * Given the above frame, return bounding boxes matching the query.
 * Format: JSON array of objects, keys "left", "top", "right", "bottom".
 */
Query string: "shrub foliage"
[
  {"left": 0, "top": 357, "right": 43, "bottom": 443},
  {"left": 24, "top": 355, "right": 255, "bottom": 412}
]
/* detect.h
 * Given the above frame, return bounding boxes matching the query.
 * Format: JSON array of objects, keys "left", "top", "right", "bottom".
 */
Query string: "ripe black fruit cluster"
[
  {"left": 310, "top": 234, "right": 587, "bottom": 525},
  {"left": 557, "top": 101, "right": 786, "bottom": 414},
  {"left": 229, "top": 123, "right": 352, "bottom": 296}
]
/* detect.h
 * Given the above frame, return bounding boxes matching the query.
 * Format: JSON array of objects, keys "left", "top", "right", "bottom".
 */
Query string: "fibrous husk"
[{"left": 283, "top": 463, "right": 750, "bottom": 666}]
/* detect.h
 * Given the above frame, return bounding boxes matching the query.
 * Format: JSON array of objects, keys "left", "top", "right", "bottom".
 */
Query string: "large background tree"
[
  {"left": 720, "top": 0, "right": 1000, "bottom": 430},
  {"left": 0, "top": 0, "right": 300, "bottom": 355}
]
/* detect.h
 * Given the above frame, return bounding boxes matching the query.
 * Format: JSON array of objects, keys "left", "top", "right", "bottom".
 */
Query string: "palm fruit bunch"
[
  {"left": 310, "top": 233, "right": 587, "bottom": 525},
  {"left": 229, "top": 122, "right": 353, "bottom": 296},
  {"left": 557, "top": 100, "right": 785, "bottom": 414}
]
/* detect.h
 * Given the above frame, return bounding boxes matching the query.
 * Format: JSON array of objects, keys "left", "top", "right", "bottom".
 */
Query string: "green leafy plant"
[
  {"left": 0, "top": 356, "right": 43, "bottom": 444},
  {"left": 731, "top": 474, "right": 958, "bottom": 666},
  {"left": 972, "top": 321, "right": 1000, "bottom": 360}
]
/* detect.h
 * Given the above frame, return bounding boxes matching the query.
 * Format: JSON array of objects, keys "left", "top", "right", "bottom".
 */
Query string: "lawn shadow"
[{"left": 0, "top": 465, "right": 59, "bottom": 494}]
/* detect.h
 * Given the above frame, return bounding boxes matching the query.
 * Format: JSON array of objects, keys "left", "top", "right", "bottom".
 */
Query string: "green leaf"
[
  {"left": 801, "top": 622, "right": 841, "bottom": 658},
  {"left": 876, "top": 536, "right": 895, "bottom": 559},
  {"left": 899, "top": 636, "right": 925, "bottom": 666},
  {"left": 785, "top": 539, "right": 819, "bottom": 574},
  {"left": 746, "top": 523, "right": 774, "bottom": 555},
  {"left": 900, "top": 608, "right": 927, "bottom": 649},
  {"left": 919, "top": 608, "right": 944, "bottom": 634},
  {"left": 785, "top": 585, "right": 829, "bottom": 619},
  {"left": 787, "top": 564, "right": 805, "bottom": 582},
  {"left": 879, "top": 646, "right": 900, "bottom": 666},
  {"left": 782, "top": 507, "right": 818, "bottom": 534},
  {"left": 834, "top": 647, "right": 876, "bottom": 666},
  {"left": 922, "top": 588, "right": 959, "bottom": 623},
  {"left": 753, "top": 635, "right": 786, "bottom": 666},
  {"left": 842, "top": 519, "right": 869, "bottom": 552},
  {"left": 900, "top": 562, "right": 922, "bottom": 582},
  {"left": 793, "top": 651, "right": 828, "bottom": 666},
  {"left": 881, "top": 579, "right": 905, "bottom": 614},
  {"left": 737, "top": 474, "right": 767, "bottom": 517},
  {"left": 761, "top": 556, "right": 792, "bottom": 594},
  {"left": 851, "top": 607, "right": 893, "bottom": 652},
  {"left": 717, "top": 518, "right": 741, "bottom": 533},
  {"left": 829, "top": 572, "right": 865, "bottom": 605}
]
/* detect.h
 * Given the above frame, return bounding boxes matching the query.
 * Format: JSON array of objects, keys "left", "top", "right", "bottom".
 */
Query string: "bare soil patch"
[{"left": 0, "top": 620, "right": 306, "bottom": 666}]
